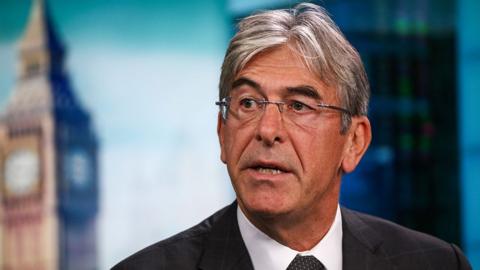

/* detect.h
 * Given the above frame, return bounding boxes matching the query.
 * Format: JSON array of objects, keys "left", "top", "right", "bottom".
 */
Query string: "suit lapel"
[
  {"left": 198, "top": 202, "right": 254, "bottom": 270},
  {"left": 341, "top": 207, "right": 396, "bottom": 270},
  {"left": 199, "top": 204, "right": 395, "bottom": 270}
]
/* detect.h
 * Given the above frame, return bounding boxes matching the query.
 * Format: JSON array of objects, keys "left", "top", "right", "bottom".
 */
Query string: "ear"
[
  {"left": 341, "top": 116, "right": 371, "bottom": 173},
  {"left": 217, "top": 113, "right": 227, "bottom": 164}
]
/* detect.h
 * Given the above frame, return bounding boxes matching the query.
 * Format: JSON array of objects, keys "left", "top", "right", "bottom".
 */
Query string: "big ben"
[{"left": 0, "top": 0, "right": 98, "bottom": 269}]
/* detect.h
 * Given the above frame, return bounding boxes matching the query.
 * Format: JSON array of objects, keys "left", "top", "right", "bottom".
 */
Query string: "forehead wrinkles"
[
  {"left": 237, "top": 49, "right": 310, "bottom": 85},
  {"left": 236, "top": 46, "right": 337, "bottom": 101},
  {"left": 242, "top": 44, "right": 307, "bottom": 69}
]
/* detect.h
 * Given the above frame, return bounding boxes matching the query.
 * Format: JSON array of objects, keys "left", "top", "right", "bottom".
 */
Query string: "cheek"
[
  {"left": 223, "top": 125, "right": 255, "bottom": 165},
  {"left": 290, "top": 126, "right": 346, "bottom": 175}
]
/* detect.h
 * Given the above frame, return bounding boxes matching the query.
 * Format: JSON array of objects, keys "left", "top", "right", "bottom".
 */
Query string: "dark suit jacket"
[{"left": 112, "top": 202, "right": 472, "bottom": 270}]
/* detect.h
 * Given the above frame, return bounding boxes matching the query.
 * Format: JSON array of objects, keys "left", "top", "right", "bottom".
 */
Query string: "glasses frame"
[{"left": 215, "top": 97, "right": 352, "bottom": 121}]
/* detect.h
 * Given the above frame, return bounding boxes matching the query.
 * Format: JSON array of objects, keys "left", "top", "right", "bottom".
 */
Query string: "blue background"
[{"left": 0, "top": 0, "right": 478, "bottom": 268}]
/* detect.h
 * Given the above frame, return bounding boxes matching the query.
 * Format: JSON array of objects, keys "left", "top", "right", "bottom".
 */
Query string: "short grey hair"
[{"left": 219, "top": 3, "right": 369, "bottom": 133}]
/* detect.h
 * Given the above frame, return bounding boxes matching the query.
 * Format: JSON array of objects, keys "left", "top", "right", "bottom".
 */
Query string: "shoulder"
[
  {"left": 111, "top": 205, "right": 232, "bottom": 270},
  {"left": 344, "top": 208, "right": 451, "bottom": 249},
  {"left": 341, "top": 207, "right": 471, "bottom": 269}
]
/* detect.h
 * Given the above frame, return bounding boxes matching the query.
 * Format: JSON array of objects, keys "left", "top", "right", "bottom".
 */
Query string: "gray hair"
[{"left": 219, "top": 3, "right": 369, "bottom": 133}]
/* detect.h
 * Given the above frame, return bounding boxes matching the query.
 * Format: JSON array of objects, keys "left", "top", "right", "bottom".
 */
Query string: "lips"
[
  {"left": 244, "top": 160, "right": 292, "bottom": 176},
  {"left": 256, "top": 167, "right": 283, "bottom": 175}
]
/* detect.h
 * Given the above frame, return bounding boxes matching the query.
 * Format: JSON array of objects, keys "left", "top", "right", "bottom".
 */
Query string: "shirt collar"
[{"left": 237, "top": 205, "right": 343, "bottom": 270}]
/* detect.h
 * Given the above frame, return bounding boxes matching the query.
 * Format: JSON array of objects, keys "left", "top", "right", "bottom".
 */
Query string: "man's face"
[{"left": 218, "top": 45, "right": 363, "bottom": 220}]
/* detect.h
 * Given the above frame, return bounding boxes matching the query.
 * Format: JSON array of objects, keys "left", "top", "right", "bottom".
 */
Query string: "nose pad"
[
  {"left": 274, "top": 102, "right": 284, "bottom": 113},
  {"left": 260, "top": 102, "right": 284, "bottom": 120},
  {"left": 260, "top": 100, "right": 284, "bottom": 115}
]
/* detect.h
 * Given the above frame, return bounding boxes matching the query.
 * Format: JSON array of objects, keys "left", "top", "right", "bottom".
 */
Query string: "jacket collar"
[
  {"left": 341, "top": 207, "right": 396, "bottom": 270},
  {"left": 198, "top": 201, "right": 254, "bottom": 270},
  {"left": 198, "top": 203, "right": 396, "bottom": 270}
]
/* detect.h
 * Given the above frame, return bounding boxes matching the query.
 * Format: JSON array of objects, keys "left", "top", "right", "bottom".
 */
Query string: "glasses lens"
[
  {"left": 220, "top": 94, "right": 347, "bottom": 128},
  {"left": 228, "top": 96, "right": 262, "bottom": 121}
]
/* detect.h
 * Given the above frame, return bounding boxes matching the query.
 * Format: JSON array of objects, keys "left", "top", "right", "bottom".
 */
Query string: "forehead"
[{"left": 235, "top": 45, "right": 337, "bottom": 100}]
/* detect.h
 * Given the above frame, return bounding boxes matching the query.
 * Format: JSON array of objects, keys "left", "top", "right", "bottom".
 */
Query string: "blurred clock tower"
[{"left": 0, "top": 0, "right": 98, "bottom": 269}]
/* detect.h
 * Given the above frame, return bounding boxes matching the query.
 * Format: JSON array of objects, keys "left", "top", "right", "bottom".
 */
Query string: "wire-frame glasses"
[{"left": 216, "top": 95, "right": 352, "bottom": 128}]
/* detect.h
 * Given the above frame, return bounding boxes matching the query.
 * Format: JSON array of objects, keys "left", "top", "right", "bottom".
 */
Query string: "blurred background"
[{"left": 0, "top": 0, "right": 478, "bottom": 269}]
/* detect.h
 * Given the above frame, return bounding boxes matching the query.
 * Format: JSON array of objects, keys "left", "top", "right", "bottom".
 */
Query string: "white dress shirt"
[{"left": 237, "top": 205, "right": 343, "bottom": 270}]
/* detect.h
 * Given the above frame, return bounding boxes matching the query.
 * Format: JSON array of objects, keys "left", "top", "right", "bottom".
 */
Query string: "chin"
[{"left": 239, "top": 190, "right": 294, "bottom": 218}]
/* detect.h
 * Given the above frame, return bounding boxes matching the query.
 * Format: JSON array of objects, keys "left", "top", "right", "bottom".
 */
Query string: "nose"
[{"left": 254, "top": 102, "right": 286, "bottom": 146}]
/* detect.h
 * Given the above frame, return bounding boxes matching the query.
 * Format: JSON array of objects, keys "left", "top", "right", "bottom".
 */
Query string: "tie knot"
[{"left": 286, "top": 254, "right": 325, "bottom": 270}]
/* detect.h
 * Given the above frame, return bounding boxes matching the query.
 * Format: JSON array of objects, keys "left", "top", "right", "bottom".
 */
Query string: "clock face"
[
  {"left": 64, "top": 149, "right": 92, "bottom": 189},
  {"left": 4, "top": 148, "right": 40, "bottom": 196}
]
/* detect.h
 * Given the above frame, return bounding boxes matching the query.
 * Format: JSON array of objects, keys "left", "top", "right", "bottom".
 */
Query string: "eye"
[
  {"left": 239, "top": 98, "right": 258, "bottom": 110},
  {"left": 288, "top": 100, "right": 314, "bottom": 113}
]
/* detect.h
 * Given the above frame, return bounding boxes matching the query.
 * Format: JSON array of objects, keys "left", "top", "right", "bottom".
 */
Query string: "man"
[{"left": 113, "top": 3, "right": 471, "bottom": 270}]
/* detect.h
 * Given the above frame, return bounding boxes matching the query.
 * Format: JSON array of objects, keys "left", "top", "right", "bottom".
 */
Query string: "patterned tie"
[{"left": 286, "top": 254, "right": 325, "bottom": 270}]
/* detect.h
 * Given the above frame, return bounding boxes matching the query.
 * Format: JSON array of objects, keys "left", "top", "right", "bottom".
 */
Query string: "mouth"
[
  {"left": 246, "top": 161, "right": 291, "bottom": 176},
  {"left": 255, "top": 167, "right": 284, "bottom": 175}
]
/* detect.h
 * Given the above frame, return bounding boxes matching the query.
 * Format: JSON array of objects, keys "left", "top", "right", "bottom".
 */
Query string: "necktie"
[{"left": 286, "top": 254, "right": 325, "bottom": 270}]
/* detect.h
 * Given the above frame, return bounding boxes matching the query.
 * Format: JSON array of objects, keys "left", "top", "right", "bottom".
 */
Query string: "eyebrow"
[
  {"left": 232, "top": 77, "right": 261, "bottom": 91},
  {"left": 286, "top": 85, "right": 323, "bottom": 100},
  {"left": 231, "top": 77, "right": 322, "bottom": 100}
]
